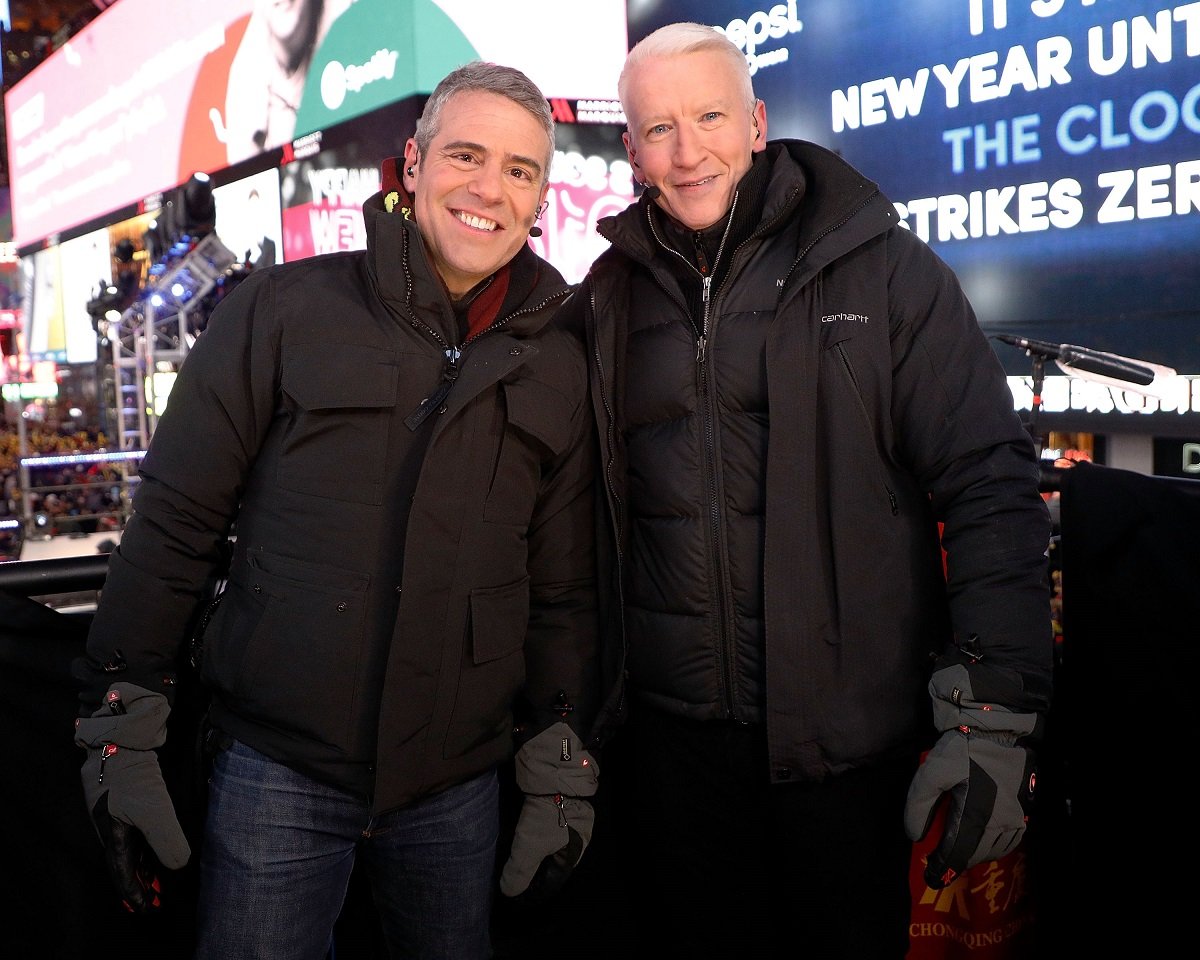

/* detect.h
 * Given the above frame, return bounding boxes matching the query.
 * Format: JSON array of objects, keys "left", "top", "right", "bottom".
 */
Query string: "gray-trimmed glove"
[
  {"left": 903, "top": 648, "right": 1043, "bottom": 889},
  {"left": 500, "top": 721, "right": 599, "bottom": 901},
  {"left": 75, "top": 681, "right": 191, "bottom": 912}
]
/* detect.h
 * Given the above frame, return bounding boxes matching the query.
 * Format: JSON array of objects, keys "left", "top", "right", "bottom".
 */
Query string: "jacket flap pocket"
[
  {"left": 469, "top": 576, "right": 530, "bottom": 664},
  {"left": 503, "top": 380, "right": 572, "bottom": 456},
  {"left": 283, "top": 343, "right": 397, "bottom": 410}
]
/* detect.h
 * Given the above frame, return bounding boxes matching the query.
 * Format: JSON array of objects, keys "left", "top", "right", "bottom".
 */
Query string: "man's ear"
[
  {"left": 622, "top": 131, "right": 640, "bottom": 180},
  {"left": 403, "top": 138, "right": 420, "bottom": 182},
  {"left": 751, "top": 98, "right": 768, "bottom": 153}
]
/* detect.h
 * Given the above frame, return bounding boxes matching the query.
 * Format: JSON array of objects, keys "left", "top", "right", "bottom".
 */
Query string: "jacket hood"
[{"left": 361, "top": 157, "right": 572, "bottom": 341}]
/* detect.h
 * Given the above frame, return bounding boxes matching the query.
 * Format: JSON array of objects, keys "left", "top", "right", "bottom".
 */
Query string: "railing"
[
  {"left": 16, "top": 448, "right": 144, "bottom": 540},
  {"left": 0, "top": 552, "right": 110, "bottom": 594},
  {"left": 0, "top": 551, "right": 111, "bottom": 614}
]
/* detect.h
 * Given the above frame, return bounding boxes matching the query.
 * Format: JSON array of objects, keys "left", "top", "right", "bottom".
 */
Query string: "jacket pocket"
[
  {"left": 833, "top": 342, "right": 899, "bottom": 516},
  {"left": 279, "top": 342, "right": 397, "bottom": 505},
  {"left": 483, "top": 380, "right": 573, "bottom": 525},
  {"left": 203, "top": 548, "right": 370, "bottom": 749},
  {"left": 443, "top": 575, "right": 530, "bottom": 758}
]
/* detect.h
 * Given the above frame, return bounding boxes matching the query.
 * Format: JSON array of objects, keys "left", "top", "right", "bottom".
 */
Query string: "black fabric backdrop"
[
  {"left": 0, "top": 583, "right": 618, "bottom": 959},
  {"left": 1054, "top": 462, "right": 1200, "bottom": 950}
]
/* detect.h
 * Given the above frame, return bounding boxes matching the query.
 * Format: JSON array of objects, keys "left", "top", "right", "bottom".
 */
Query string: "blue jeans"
[{"left": 195, "top": 739, "right": 499, "bottom": 960}]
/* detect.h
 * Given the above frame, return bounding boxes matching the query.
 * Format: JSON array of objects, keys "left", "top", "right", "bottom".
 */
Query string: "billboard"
[
  {"left": 19, "top": 227, "right": 112, "bottom": 364},
  {"left": 213, "top": 168, "right": 284, "bottom": 269},
  {"left": 530, "top": 122, "right": 635, "bottom": 284},
  {"left": 627, "top": 1, "right": 1200, "bottom": 373},
  {"left": 5, "top": 0, "right": 628, "bottom": 250}
]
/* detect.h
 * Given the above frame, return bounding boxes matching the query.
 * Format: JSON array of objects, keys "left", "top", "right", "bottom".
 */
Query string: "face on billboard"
[{"left": 262, "top": 0, "right": 326, "bottom": 72}]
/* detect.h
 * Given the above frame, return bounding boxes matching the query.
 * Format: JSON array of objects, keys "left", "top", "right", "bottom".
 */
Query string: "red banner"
[{"left": 907, "top": 796, "right": 1037, "bottom": 958}]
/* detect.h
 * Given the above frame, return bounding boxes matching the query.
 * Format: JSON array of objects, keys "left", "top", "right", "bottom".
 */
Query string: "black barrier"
[
  {"left": 1053, "top": 462, "right": 1200, "bottom": 953},
  {"left": 0, "top": 556, "right": 609, "bottom": 959},
  {"left": 0, "top": 554, "right": 207, "bottom": 957}
]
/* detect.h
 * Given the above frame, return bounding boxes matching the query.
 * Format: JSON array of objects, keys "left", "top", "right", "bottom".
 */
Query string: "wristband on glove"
[
  {"left": 499, "top": 720, "right": 599, "bottom": 901},
  {"left": 75, "top": 681, "right": 191, "bottom": 912},
  {"left": 903, "top": 643, "right": 1045, "bottom": 890}
]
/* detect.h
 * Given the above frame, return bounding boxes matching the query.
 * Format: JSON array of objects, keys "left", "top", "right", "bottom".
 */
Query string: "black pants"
[{"left": 609, "top": 705, "right": 916, "bottom": 959}]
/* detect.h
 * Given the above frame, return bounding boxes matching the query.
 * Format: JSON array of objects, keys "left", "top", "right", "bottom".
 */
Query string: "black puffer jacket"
[
  {"left": 578, "top": 140, "right": 1052, "bottom": 781},
  {"left": 77, "top": 191, "right": 599, "bottom": 814}
]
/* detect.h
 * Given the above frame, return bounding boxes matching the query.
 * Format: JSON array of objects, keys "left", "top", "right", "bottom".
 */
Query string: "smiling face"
[
  {"left": 403, "top": 90, "right": 550, "bottom": 299},
  {"left": 621, "top": 48, "right": 767, "bottom": 231}
]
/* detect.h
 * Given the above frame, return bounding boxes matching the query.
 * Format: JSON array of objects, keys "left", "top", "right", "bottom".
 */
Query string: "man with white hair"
[{"left": 574, "top": 22, "right": 1053, "bottom": 957}]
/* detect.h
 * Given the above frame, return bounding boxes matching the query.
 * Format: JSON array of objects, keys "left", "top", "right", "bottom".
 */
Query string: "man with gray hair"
[
  {"left": 574, "top": 22, "right": 1053, "bottom": 957},
  {"left": 73, "top": 60, "right": 600, "bottom": 959}
]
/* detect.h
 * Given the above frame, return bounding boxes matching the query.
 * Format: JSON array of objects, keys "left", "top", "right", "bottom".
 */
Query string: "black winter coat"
[
  {"left": 77, "top": 192, "right": 600, "bottom": 814},
  {"left": 578, "top": 140, "right": 1052, "bottom": 782}
]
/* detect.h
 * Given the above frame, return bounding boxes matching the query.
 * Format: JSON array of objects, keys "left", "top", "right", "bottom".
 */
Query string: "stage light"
[{"left": 181, "top": 172, "right": 216, "bottom": 236}]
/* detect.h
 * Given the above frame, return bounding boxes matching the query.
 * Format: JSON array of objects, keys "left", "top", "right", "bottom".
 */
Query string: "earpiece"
[
  {"left": 406, "top": 166, "right": 414, "bottom": 177},
  {"left": 529, "top": 200, "right": 548, "bottom": 238}
]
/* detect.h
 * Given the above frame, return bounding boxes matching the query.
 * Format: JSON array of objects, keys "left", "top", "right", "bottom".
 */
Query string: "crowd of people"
[{"left": 0, "top": 425, "right": 127, "bottom": 558}]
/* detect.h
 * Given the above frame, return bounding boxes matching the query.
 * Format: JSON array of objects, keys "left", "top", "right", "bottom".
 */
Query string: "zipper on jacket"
[
  {"left": 696, "top": 278, "right": 714, "bottom": 362},
  {"left": 588, "top": 283, "right": 629, "bottom": 738},
  {"left": 465, "top": 289, "right": 573, "bottom": 347},
  {"left": 645, "top": 193, "right": 739, "bottom": 358},
  {"left": 401, "top": 288, "right": 571, "bottom": 433},
  {"left": 404, "top": 347, "right": 460, "bottom": 430},
  {"left": 646, "top": 195, "right": 743, "bottom": 719},
  {"left": 590, "top": 285, "right": 625, "bottom": 551}
]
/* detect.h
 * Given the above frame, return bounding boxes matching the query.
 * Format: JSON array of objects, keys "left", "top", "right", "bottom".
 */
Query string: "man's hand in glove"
[
  {"left": 500, "top": 720, "right": 598, "bottom": 902},
  {"left": 903, "top": 646, "right": 1044, "bottom": 890},
  {"left": 75, "top": 681, "right": 191, "bottom": 912}
]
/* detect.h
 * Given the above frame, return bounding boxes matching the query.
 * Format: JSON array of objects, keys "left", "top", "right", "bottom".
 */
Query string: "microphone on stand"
[{"left": 994, "top": 335, "right": 1157, "bottom": 386}]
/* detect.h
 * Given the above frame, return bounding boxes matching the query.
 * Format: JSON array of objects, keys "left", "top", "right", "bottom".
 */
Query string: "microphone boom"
[{"left": 994, "top": 334, "right": 1156, "bottom": 386}]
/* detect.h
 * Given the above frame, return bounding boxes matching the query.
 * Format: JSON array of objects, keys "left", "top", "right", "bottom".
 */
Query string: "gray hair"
[
  {"left": 414, "top": 61, "right": 555, "bottom": 183},
  {"left": 618, "top": 22, "right": 756, "bottom": 113}
]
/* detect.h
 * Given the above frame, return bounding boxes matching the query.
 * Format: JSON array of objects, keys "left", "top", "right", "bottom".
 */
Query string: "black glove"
[
  {"left": 499, "top": 721, "right": 598, "bottom": 901},
  {"left": 903, "top": 651, "right": 1042, "bottom": 889},
  {"left": 75, "top": 682, "right": 191, "bottom": 912}
]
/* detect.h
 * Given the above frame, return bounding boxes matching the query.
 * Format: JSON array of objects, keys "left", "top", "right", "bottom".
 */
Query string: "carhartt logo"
[{"left": 821, "top": 312, "right": 870, "bottom": 324}]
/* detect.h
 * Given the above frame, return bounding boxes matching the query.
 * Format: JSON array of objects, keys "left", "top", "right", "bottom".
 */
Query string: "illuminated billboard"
[
  {"left": 213, "top": 168, "right": 284, "bottom": 269},
  {"left": 20, "top": 227, "right": 111, "bottom": 365},
  {"left": 5, "top": 0, "right": 627, "bottom": 250}
]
